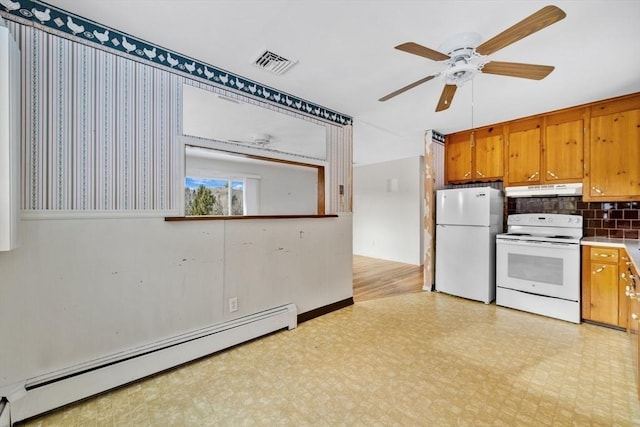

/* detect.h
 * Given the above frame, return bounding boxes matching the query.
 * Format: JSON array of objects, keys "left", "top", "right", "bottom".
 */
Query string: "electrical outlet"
[{"left": 228, "top": 297, "right": 238, "bottom": 312}]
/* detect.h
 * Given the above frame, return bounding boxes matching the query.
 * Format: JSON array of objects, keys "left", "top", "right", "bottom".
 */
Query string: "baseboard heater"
[{"left": 4, "top": 304, "right": 297, "bottom": 425}]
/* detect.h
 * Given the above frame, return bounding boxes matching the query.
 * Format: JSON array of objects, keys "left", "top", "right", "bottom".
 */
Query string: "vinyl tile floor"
[{"left": 20, "top": 292, "right": 640, "bottom": 426}]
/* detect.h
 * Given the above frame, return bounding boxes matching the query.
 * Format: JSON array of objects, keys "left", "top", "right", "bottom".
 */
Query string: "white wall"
[
  {"left": 0, "top": 214, "right": 352, "bottom": 393},
  {"left": 257, "top": 163, "right": 317, "bottom": 215},
  {"left": 353, "top": 156, "right": 423, "bottom": 265},
  {"left": 0, "top": 18, "right": 354, "bottom": 413}
]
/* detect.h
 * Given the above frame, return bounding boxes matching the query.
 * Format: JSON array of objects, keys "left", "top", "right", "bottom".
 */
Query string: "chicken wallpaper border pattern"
[{"left": 0, "top": 0, "right": 353, "bottom": 127}]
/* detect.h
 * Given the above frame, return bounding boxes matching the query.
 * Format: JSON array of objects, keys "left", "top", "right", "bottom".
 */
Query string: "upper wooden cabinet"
[
  {"left": 445, "top": 132, "right": 473, "bottom": 182},
  {"left": 503, "top": 110, "right": 585, "bottom": 187},
  {"left": 504, "top": 118, "right": 542, "bottom": 185},
  {"left": 445, "top": 110, "right": 585, "bottom": 186},
  {"left": 445, "top": 126, "right": 503, "bottom": 183},
  {"left": 443, "top": 92, "right": 639, "bottom": 201},
  {"left": 585, "top": 94, "right": 640, "bottom": 201},
  {"left": 544, "top": 108, "right": 586, "bottom": 183},
  {"left": 474, "top": 127, "right": 504, "bottom": 180}
]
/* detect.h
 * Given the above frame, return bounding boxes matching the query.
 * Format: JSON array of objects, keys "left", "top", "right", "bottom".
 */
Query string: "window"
[
  {"left": 184, "top": 145, "right": 322, "bottom": 216},
  {"left": 185, "top": 177, "right": 244, "bottom": 216}
]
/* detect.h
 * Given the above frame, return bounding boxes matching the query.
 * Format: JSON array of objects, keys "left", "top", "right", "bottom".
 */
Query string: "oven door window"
[{"left": 508, "top": 253, "right": 563, "bottom": 286}]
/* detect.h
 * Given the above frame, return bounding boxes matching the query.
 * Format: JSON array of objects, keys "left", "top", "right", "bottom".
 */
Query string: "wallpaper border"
[{"left": 0, "top": 0, "right": 353, "bottom": 127}]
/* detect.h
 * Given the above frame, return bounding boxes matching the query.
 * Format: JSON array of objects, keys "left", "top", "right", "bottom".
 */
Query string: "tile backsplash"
[{"left": 507, "top": 197, "right": 640, "bottom": 239}]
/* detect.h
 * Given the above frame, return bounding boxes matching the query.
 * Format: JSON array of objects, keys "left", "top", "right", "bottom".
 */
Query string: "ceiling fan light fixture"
[
  {"left": 438, "top": 32, "right": 482, "bottom": 56},
  {"left": 444, "top": 62, "right": 479, "bottom": 87},
  {"left": 251, "top": 133, "right": 272, "bottom": 145}
]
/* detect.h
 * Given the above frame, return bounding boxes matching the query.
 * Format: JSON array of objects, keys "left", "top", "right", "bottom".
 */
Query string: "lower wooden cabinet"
[{"left": 581, "top": 246, "right": 628, "bottom": 328}]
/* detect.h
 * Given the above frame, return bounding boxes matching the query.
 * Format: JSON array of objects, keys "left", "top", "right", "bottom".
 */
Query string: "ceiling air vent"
[{"left": 253, "top": 50, "right": 297, "bottom": 75}]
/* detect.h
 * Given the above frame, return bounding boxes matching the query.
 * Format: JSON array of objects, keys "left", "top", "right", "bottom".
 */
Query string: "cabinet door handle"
[
  {"left": 633, "top": 313, "right": 639, "bottom": 320},
  {"left": 476, "top": 170, "right": 485, "bottom": 177},
  {"left": 593, "top": 266, "right": 605, "bottom": 274},
  {"left": 463, "top": 171, "right": 471, "bottom": 178},
  {"left": 527, "top": 171, "right": 539, "bottom": 181},
  {"left": 546, "top": 170, "right": 558, "bottom": 179},
  {"left": 597, "top": 253, "right": 611, "bottom": 258},
  {"left": 626, "top": 285, "right": 637, "bottom": 298},
  {"left": 592, "top": 186, "right": 603, "bottom": 195}
]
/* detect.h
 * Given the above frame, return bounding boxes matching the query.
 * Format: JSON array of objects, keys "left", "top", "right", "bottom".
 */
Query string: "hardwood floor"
[{"left": 352, "top": 255, "right": 424, "bottom": 302}]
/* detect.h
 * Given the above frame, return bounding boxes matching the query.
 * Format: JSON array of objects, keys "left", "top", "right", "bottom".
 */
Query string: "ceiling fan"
[{"left": 379, "top": 5, "right": 566, "bottom": 112}]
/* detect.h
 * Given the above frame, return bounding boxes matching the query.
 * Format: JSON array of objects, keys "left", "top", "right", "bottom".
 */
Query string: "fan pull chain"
[
  {"left": 470, "top": 79, "right": 475, "bottom": 146},
  {"left": 471, "top": 78, "right": 475, "bottom": 131}
]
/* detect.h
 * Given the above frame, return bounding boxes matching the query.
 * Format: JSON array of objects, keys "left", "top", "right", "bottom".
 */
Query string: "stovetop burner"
[{"left": 498, "top": 213, "right": 584, "bottom": 244}]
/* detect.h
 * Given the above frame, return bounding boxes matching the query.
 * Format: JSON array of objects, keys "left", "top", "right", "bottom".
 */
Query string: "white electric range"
[{"left": 495, "top": 213, "right": 583, "bottom": 323}]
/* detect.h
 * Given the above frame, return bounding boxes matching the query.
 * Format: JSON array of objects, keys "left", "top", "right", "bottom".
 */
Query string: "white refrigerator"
[{"left": 435, "top": 187, "right": 503, "bottom": 304}]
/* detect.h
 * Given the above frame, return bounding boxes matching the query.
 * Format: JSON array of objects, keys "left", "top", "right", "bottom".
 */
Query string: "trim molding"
[
  {"left": 297, "top": 297, "right": 354, "bottom": 324},
  {"left": 8, "top": 304, "right": 298, "bottom": 423},
  {"left": 0, "top": 1, "right": 352, "bottom": 126},
  {"left": 165, "top": 214, "right": 339, "bottom": 222}
]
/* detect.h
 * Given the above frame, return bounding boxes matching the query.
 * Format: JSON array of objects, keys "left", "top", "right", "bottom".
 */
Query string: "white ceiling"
[{"left": 46, "top": 0, "right": 640, "bottom": 165}]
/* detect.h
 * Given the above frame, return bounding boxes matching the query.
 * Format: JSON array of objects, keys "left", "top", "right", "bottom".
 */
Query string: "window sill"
[{"left": 164, "top": 214, "right": 339, "bottom": 221}]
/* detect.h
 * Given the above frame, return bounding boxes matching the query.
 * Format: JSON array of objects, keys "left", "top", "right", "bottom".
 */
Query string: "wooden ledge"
[{"left": 165, "top": 214, "right": 339, "bottom": 221}]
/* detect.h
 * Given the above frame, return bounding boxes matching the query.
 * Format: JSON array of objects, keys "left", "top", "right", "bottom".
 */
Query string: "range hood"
[{"left": 505, "top": 183, "right": 583, "bottom": 198}]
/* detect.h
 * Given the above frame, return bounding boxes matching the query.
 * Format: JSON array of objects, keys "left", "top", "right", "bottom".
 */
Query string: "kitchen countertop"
[{"left": 581, "top": 237, "right": 640, "bottom": 272}]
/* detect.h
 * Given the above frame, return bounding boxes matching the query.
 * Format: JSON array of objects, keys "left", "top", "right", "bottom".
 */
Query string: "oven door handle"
[{"left": 496, "top": 239, "right": 578, "bottom": 249}]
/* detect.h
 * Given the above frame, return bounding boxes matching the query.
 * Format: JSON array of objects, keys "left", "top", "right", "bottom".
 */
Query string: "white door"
[
  {"left": 435, "top": 224, "right": 494, "bottom": 303},
  {"left": 436, "top": 188, "right": 492, "bottom": 226}
]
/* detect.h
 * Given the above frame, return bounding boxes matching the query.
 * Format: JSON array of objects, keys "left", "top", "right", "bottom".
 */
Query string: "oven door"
[{"left": 496, "top": 238, "right": 580, "bottom": 301}]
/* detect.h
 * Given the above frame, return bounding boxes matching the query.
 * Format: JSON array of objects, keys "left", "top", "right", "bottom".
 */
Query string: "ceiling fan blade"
[
  {"left": 475, "top": 5, "right": 566, "bottom": 56},
  {"left": 482, "top": 61, "right": 555, "bottom": 80},
  {"left": 379, "top": 75, "right": 437, "bottom": 102},
  {"left": 395, "top": 42, "right": 450, "bottom": 61},
  {"left": 436, "top": 84, "right": 457, "bottom": 112}
]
